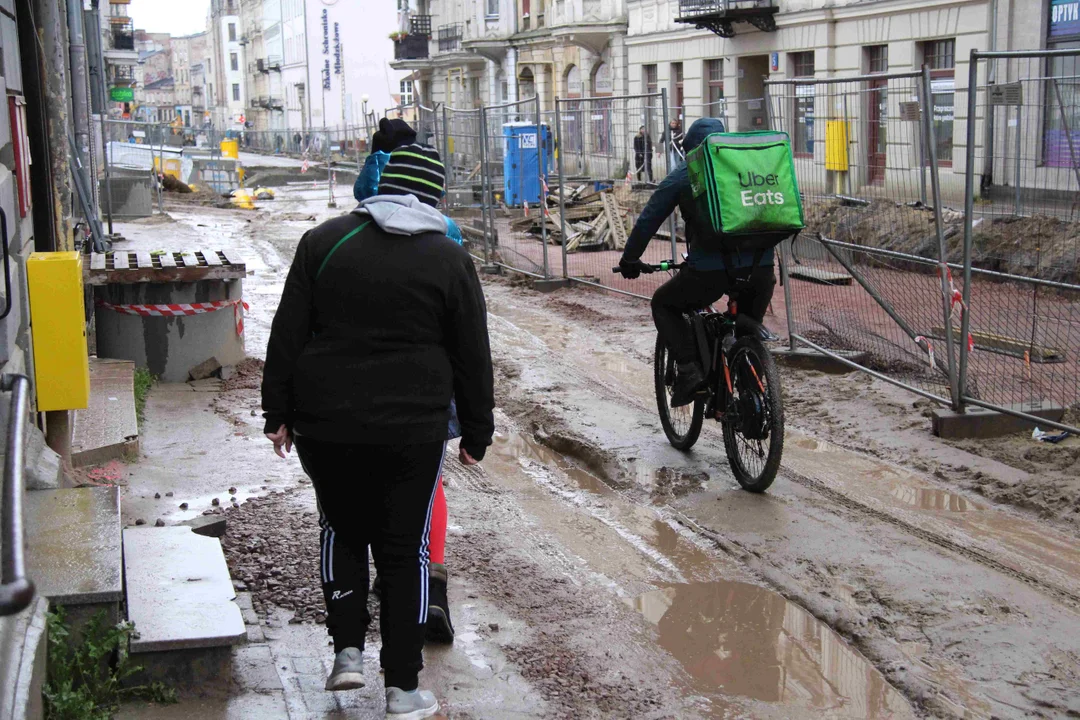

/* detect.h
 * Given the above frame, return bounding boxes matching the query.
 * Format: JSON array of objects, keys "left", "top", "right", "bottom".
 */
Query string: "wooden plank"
[
  {"left": 931, "top": 326, "right": 1065, "bottom": 363},
  {"left": 176, "top": 252, "right": 197, "bottom": 268},
  {"left": 113, "top": 252, "right": 130, "bottom": 270},
  {"left": 219, "top": 249, "right": 245, "bottom": 269},
  {"left": 201, "top": 250, "right": 223, "bottom": 267},
  {"left": 602, "top": 193, "right": 628, "bottom": 252},
  {"left": 157, "top": 252, "right": 177, "bottom": 269},
  {"left": 90, "top": 253, "right": 107, "bottom": 271},
  {"left": 134, "top": 252, "right": 153, "bottom": 269}
]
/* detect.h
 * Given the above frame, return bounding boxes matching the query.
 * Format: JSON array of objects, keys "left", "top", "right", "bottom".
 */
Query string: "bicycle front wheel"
[
  {"left": 721, "top": 337, "right": 784, "bottom": 492},
  {"left": 654, "top": 334, "right": 704, "bottom": 451}
]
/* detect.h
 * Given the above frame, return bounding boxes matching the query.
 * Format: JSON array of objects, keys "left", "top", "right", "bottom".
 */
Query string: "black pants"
[
  {"left": 295, "top": 437, "right": 446, "bottom": 691},
  {"left": 635, "top": 153, "right": 652, "bottom": 182},
  {"left": 651, "top": 265, "right": 776, "bottom": 364}
]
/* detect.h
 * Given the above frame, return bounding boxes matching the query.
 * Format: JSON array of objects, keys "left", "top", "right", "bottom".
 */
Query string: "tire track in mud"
[{"left": 487, "top": 302, "right": 1080, "bottom": 613}]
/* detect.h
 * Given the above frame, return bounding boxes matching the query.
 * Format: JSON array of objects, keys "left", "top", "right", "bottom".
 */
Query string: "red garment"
[{"left": 429, "top": 476, "right": 447, "bottom": 565}]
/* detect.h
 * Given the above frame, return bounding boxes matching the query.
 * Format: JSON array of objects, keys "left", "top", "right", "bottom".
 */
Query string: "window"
[
  {"left": 232, "top": 83, "right": 240, "bottom": 101},
  {"left": 923, "top": 39, "right": 955, "bottom": 164},
  {"left": 791, "top": 51, "right": 815, "bottom": 155},
  {"left": 230, "top": 53, "right": 238, "bottom": 71},
  {"left": 487, "top": 0, "right": 499, "bottom": 16},
  {"left": 400, "top": 79, "right": 414, "bottom": 106},
  {"left": 671, "top": 62, "right": 683, "bottom": 119},
  {"left": 707, "top": 59, "right": 724, "bottom": 117},
  {"left": 867, "top": 45, "right": 888, "bottom": 74},
  {"left": 564, "top": 65, "right": 583, "bottom": 153},
  {"left": 644, "top": 64, "right": 657, "bottom": 95},
  {"left": 228, "top": 23, "right": 236, "bottom": 42}
]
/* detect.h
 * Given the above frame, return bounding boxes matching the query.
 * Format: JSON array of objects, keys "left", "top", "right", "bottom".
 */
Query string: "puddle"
[
  {"left": 631, "top": 581, "right": 912, "bottom": 718},
  {"left": 889, "top": 483, "right": 977, "bottom": 512}
]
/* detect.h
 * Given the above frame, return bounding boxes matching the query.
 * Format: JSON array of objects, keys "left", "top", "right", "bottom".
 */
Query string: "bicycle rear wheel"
[
  {"left": 655, "top": 334, "right": 704, "bottom": 451},
  {"left": 721, "top": 337, "right": 784, "bottom": 492}
]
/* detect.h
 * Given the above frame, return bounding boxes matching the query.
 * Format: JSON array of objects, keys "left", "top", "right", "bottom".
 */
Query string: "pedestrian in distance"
[
  {"left": 262, "top": 144, "right": 495, "bottom": 719},
  {"left": 666, "top": 118, "right": 686, "bottom": 164},
  {"left": 633, "top": 125, "right": 654, "bottom": 182}
]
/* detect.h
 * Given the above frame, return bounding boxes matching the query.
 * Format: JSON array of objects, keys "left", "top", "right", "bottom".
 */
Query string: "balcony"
[
  {"left": 268, "top": 96, "right": 283, "bottom": 111},
  {"left": 266, "top": 55, "right": 282, "bottom": 71},
  {"left": 437, "top": 23, "right": 463, "bottom": 53},
  {"left": 409, "top": 14, "right": 432, "bottom": 37},
  {"left": 675, "top": 0, "right": 778, "bottom": 37},
  {"left": 393, "top": 34, "right": 429, "bottom": 60},
  {"left": 110, "top": 65, "right": 136, "bottom": 84},
  {"left": 111, "top": 20, "right": 135, "bottom": 50}
]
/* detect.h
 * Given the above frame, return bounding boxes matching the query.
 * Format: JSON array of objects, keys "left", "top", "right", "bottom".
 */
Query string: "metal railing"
[
  {"left": 0, "top": 374, "right": 34, "bottom": 617},
  {"left": 678, "top": 0, "right": 775, "bottom": 16},
  {"left": 438, "top": 23, "right": 463, "bottom": 52}
]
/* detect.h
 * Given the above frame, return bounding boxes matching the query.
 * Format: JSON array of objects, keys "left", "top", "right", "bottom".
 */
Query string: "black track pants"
[
  {"left": 295, "top": 437, "right": 446, "bottom": 691},
  {"left": 651, "top": 265, "right": 776, "bottom": 364}
]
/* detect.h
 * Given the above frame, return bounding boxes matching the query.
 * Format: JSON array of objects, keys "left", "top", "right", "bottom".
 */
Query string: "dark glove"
[{"left": 618, "top": 258, "right": 653, "bottom": 279}]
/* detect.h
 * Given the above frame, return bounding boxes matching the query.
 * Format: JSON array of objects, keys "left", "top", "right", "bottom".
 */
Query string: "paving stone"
[
  {"left": 25, "top": 487, "right": 122, "bottom": 605},
  {"left": 71, "top": 359, "right": 139, "bottom": 467},
  {"left": 123, "top": 527, "right": 246, "bottom": 653}
]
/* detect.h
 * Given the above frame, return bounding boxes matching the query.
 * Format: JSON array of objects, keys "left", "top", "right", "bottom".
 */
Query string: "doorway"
[
  {"left": 737, "top": 55, "right": 769, "bottom": 131},
  {"left": 867, "top": 77, "right": 887, "bottom": 184}
]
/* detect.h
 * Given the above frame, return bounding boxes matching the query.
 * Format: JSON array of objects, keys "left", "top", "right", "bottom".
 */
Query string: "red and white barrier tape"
[
  {"left": 96, "top": 299, "right": 250, "bottom": 336},
  {"left": 938, "top": 265, "right": 975, "bottom": 353}
]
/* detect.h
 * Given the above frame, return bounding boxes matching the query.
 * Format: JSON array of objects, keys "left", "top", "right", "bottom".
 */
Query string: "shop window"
[
  {"left": 1043, "top": 42, "right": 1080, "bottom": 167},
  {"left": 923, "top": 39, "right": 955, "bottom": 165}
]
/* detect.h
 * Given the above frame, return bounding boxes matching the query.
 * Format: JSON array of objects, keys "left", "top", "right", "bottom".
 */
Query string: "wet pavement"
[{"left": 110, "top": 165, "right": 1080, "bottom": 719}]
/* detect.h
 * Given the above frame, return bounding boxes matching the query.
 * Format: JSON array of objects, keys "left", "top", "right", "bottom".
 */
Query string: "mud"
[{"left": 480, "top": 278, "right": 1080, "bottom": 719}]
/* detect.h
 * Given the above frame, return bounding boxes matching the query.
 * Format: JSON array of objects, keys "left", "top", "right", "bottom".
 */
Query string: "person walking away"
[
  {"left": 353, "top": 120, "right": 461, "bottom": 643},
  {"left": 633, "top": 126, "right": 653, "bottom": 182},
  {"left": 262, "top": 144, "right": 495, "bottom": 718},
  {"left": 616, "top": 117, "right": 777, "bottom": 407}
]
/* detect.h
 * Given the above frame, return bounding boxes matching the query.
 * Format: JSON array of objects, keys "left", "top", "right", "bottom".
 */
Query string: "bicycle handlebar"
[{"left": 611, "top": 261, "right": 687, "bottom": 275}]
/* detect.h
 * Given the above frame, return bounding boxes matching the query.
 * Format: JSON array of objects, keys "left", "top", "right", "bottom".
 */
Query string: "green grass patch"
[
  {"left": 44, "top": 607, "right": 177, "bottom": 720},
  {"left": 133, "top": 368, "right": 154, "bottom": 428}
]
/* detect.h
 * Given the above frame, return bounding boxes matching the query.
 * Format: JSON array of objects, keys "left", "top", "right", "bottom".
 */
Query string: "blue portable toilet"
[{"left": 503, "top": 122, "right": 552, "bottom": 207}]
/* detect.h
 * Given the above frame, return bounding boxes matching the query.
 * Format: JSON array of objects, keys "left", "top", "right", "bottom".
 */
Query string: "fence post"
[
  {"left": 1013, "top": 101, "right": 1022, "bottom": 215},
  {"left": 661, "top": 88, "right": 677, "bottom": 263},
  {"left": 537, "top": 96, "right": 549, "bottom": 279},
  {"left": 102, "top": 120, "right": 114, "bottom": 235},
  {"left": 555, "top": 99, "right": 569, "bottom": 280},
  {"left": 959, "top": 51, "right": 981, "bottom": 407},
  {"left": 441, "top": 105, "right": 450, "bottom": 210},
  {"left": 478, "top": 105, "right": 492, "bottom": 265},
  {"left": 327, "top": 129, "right": 336, "bottom": 208},
  {"left": 921, "top": 64, "right": 962, "bottom": 411}
]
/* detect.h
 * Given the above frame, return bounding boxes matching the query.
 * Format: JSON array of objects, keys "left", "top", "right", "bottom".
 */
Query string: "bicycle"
[{"left": 613, "top": 261, "right": 785, "bottom": 492}]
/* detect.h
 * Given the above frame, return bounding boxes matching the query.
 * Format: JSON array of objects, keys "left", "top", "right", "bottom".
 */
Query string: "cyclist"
[{"left": 617, "top": 117, "right": 777, "bottom": 407}]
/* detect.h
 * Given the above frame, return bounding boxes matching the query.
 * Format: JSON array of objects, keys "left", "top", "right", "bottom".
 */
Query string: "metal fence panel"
[
  {"left": 767, "top": 73, "right": 960, "bottom": 404},
  {"left": 959, "top": 50, "right": 1080, "bottom": 433},
  {"left": 553, "top": 92, "right": 677, "bottom": 298},
  {"left": 442, "top": 107, "right": 487, "bottom": 262}
]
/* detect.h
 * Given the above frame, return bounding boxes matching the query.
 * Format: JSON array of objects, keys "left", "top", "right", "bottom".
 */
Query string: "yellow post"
[{"left": 27, "top": 253, "right": 90, "bottom": 412}]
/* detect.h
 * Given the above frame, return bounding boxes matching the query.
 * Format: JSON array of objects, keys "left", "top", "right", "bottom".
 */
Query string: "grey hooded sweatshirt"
[{"left": 261, "top": 195, "right": 495, "bottom": 460}]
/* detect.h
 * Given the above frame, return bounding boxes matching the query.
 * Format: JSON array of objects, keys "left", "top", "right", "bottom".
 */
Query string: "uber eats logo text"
[{"left": 738, "top": 171, "right": 786, "bottom": 206}]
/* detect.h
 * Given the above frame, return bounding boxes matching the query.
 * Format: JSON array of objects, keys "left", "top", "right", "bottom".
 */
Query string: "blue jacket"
[
  {"left": 354, "top": 151, "right": 462, "bottom": 245},
  {"left": 622, "top": 118, "right": 774, "bottom": 272}
]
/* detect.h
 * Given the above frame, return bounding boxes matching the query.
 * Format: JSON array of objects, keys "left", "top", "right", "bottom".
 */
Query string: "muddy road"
[{"left": 113, "top": 181, "right": 1080, "bottom": 719}]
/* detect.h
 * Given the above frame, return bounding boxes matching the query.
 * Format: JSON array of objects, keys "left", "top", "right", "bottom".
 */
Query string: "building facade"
[
  {"left": 210, "top": 0, "right": 248, "bottom": 129},
  {"left": 101, "top": 0, "right": 139, "bottom": 118}
]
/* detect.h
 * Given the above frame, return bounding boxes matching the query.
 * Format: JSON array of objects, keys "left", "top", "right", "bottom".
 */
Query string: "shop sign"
[
  {"left": 110, "top": 87, "right": 134, "bottom": 102},
  {"left": 1050, "top": 0, "right": 1080, "bottom": 37}
]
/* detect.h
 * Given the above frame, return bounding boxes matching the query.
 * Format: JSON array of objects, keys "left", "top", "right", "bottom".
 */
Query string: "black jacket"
[
  {"left": 262, "top": 209, "right": 495, "bottom": 459},
  {"left": 633, "top": 133, "right": 652, "bottom": 156}
]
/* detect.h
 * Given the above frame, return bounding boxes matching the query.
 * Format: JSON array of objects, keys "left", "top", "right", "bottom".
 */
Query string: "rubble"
[{"left": 511, "top": 185, "right": 634, "bottom": 253}]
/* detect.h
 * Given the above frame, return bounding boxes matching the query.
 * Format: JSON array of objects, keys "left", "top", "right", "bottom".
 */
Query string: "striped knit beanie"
[{"left": 377, "top": 143, "right": 445, "bottom": 207}]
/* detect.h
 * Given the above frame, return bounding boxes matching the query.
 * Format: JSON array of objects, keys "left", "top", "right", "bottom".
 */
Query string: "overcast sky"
[{"left": 128, "top": 1, "right": 211, "bottom": 35}]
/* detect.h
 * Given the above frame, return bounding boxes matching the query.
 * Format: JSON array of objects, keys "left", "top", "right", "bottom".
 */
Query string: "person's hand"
[
  {"left": 618, "top": 258, "right": 654, "bottom": 279},
  {"left": 266, "top": 425, "right": 292, "bottom": 458},
  {"left": 459, "top": 447, "right": 478, "bottom": 466}
]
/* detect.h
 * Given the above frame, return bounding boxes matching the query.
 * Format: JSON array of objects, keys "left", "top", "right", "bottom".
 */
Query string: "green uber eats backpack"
[{"left": 686, "top": 131, "right": 805, "bottom": 258}]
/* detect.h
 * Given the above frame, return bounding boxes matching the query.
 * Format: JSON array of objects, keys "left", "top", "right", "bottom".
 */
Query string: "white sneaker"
[
  {"left": 324, "top": 647, "right": 365, "bottom": 691},
  {"left": 384, "top": 687, "right": 439, "bottom": 719}
]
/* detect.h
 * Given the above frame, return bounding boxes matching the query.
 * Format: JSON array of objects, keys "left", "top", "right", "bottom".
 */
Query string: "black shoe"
[
  {"left": 425, "top": 563, "right": 454, "bottom": 644},
  {"left": 670, "top": 362, "right": 706, "bottom": 408}
]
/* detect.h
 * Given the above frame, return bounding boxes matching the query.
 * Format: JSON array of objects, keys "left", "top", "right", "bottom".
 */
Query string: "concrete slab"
[
  {"left": 0, "top": 597, "right": 48, "bottom": 720},
  {"left": 931, "top": 401, "right": 1067, "bottom": 439},
  {"left": 71, "top": 358, "right": 139, "bottom": 467},
  {"left": 25, "top": 487, "right": 123, "bottom": 605},
  {"left": 123, "top": 527, "right": 246, "bottom": 653},
  {"left": 789, "top": 266, "right": 853, "bottom": 285},
  {"left": 771, "top": 346, "right": 869, "bottom": 374},
  {"left": 533, "top": 278, "right": 571, "bottom": 293}
]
